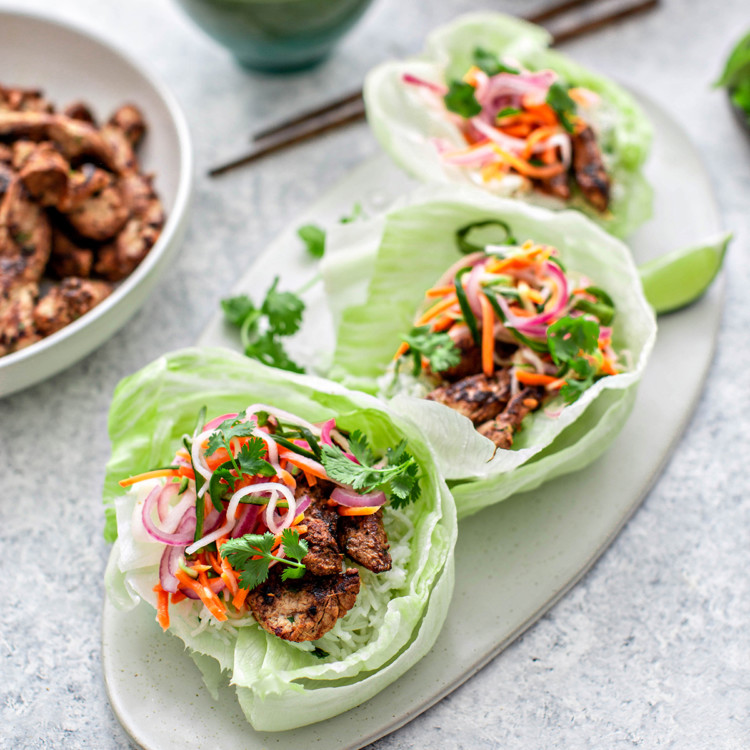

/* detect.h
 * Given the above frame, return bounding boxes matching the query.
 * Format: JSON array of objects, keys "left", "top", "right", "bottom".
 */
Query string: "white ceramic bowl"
[{"left": 0, "top": 9, "right": 193, "bottom": 397}]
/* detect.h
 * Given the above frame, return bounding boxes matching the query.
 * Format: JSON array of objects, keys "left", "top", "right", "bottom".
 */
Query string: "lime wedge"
[{"left": 638, "top": 232, "right": 732, "bottom": 314}]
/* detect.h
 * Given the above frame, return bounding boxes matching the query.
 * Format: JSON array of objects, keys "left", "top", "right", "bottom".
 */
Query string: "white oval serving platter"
[{"left": 102, "top": 91, "right": 723, "bottom": 749}]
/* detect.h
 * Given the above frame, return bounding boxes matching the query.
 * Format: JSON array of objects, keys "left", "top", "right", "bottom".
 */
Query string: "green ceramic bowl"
[{"left": 174, "top": 0, "right": 375, "bottom": 72}]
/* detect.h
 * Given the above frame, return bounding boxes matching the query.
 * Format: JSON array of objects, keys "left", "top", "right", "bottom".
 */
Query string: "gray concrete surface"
[{"left": 1, "top": 0, "right": 748, "bottom": 747}]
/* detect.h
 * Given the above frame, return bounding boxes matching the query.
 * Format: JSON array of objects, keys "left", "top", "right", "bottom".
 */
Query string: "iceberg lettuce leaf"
[
  {"left": 103, "top": 347, "right": 456, "bottom": 731},
  {"left": 364, "top": 12, "right": 653, "bottom": 238},
  {"left": 322, "top": 184, "right": 656, "bottom": 511}
]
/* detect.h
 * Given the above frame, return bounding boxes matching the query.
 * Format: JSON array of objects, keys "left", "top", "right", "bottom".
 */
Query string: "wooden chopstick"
[{"left": 209, "top": 0, "right": 659, "bottom": 177}]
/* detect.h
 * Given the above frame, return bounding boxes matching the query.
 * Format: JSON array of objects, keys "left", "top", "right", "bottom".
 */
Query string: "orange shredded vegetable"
[
  {"left": 479, "top": 293, "right": 495, "bottom": 377},
  {"left": 119, "top": 468, "right": 178, "bottom": 488}
]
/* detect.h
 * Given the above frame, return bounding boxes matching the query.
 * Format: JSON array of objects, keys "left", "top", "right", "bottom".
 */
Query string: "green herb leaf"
[
  {"left": 221, "top": 530, "right": 308, "bottom": 590},
  {"left": 261, "top": 277, "right": 304, "bottom": 336},
  {"left": 298, "top": 224, "right": 326, "bottom": 258},
  {"left": 547, "top": 316, "right": 599, "bottom": 365},
  {"left": 496, "top": 106, "right": 522, "bottom": 119},
  {"left": 546, "top": 82, "right": 577, "bottom": 134},
  {"left": 472, "top": 47, "right": 519, "bottom": 77},
  {"left": 237, "top": 439, "right": 276, "bottom": 478},
  {"left": 444, "top": 81, "right": 482, "bottom": 118},
  {"left": 221, "top": 295, "right": 256, "bottom": 326},
  {"left": 206, "top": 412, "right": 256, "bottom": 457},
  {"left": 321, "top": 435, "right": 421, "bottom": 507},
  {"left": 245, "top": 330, "right": 305, "bottom": 373},
  {"left": 400, "top": 325, "right": 461, "bottom": 376}
]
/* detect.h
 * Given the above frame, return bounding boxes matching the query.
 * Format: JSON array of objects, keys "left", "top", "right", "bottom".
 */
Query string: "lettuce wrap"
[
  {"left": 103, "top": 347, "right": 456, "bottom": 731},
  {"left": 322, "top": 184, "right": 656, "bottom": 518},
  {"left": 365, "top": 12, "right": 653, "bottom": 238}
]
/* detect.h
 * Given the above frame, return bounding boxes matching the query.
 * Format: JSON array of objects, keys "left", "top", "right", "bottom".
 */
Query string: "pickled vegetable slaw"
[{"left": 395, "top": 235, "right": 621, "bottom": 406}]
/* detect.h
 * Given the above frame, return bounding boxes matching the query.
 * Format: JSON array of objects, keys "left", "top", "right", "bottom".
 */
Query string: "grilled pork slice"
[
  {"left": 62, "top": 101, "right": 96, "bottom": 125},
  {"left": 0, "top": 85, "right": 53, "bottom": 114},
  {"left": 426, "top": 370, "right": 512, "bottom": 424},
  {"left": 63, "top": 172, "right": 129, "bottom": 241},
  {"left": 0, "top": 170, "right": 52, "bottom": 279},
  {"left": 33, "top": 277, "right": 112, "bottom": 336},
  {"left": 536, "top": 170, "right": 571, "bottom": 202},
  {"left": 0, "top": 262, "right": 38, "bottom": 355},
  {"left": 338, "top": 509, "right": 392, "bottom": 573},
  {"left": 57, "top": 164, "right": 112, "bottom": 212},
  {"left": 572, "top": 126, "right": 610, "bottom": 212},
  {"left": 298, "top": 482, "right": 342, "bottom": 576},
  {"left": 477, "top": 386, "right": 544, "bottom": 449},
  {"left": 94, "top": 173, "right": 164, "bottom": 281},
  {"left": 49, "top": 229, "right": 93, "bottom": 279},
  {"left": 247, "top": 568, "right": 360, "bottom": 642},
  {"left": 17, "top": 142, "right": 70, "bottom": 207}
]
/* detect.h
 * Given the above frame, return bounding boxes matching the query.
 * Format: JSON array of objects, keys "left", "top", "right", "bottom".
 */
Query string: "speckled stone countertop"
[{"left": 1, "top": 0, "right": 748, "bottom": 747}]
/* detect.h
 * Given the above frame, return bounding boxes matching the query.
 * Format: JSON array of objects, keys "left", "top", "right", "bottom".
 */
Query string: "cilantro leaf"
[
  {"left": 546, "top": 82, "right": 577, "bottom": 134},
  {"left": 221, "top": 277, "right": 307, "bottom": 374},
  {"left": 261, "top": 277, "right": 304, "bottom": 336},
  {"left": 298, "top": 224, "right": 326, "bottom": 258},
  {"left": 546, "top": 82, "right": 578, "bottom": 133},
  {"left": 221, "top": 295, "right": 256, "bottom": 326},
  {"left": 205, "top": 412, "right": 256, "bottom": 456},
  {"left": 321, "top": 434, "right": 421, "bottom": 508},
  {"left": 245, "top": 330, "right": 305, "bottom": 373},
  {"left": 400, "top": 325, "right": 461, "bottom": 376},
  {"left": 547, "top": 316, "right": 599, "bottom": 366},
  {"left": 444, "top": 81, "right": 481, "bottom": 118},
  {"left": 473, "top": 47, "right": 519, "bottom": 77},
  {"left": 221, "top": 530, "right": 308, "bottom": 590},
  {"left": 237, "top": 440, "right": 276, "bottom": 478},
  {"left": 347, "top": 429, "right": 375, "bottom": 466}
]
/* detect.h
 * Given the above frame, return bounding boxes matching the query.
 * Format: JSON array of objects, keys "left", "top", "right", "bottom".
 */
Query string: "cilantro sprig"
[
  {"left": 400, "top": 325, "right": 461, "bottom": 376},
  {"left": 547, "top": 316, "right": 601, "bottom": 403},
  {"left": 443, "top": 80, "right": 481, "bottom": 118},
  {"left": 221, "top": 276, "right": 305, "bottom": 373},
  {"left": 321, "top": 431, "right": 421, "bottom": 510},
  {"left": 297, "top": 204, "right": 365, "bottom": 259},
  {"left": 546, "top": 82, "right": 578, "bottom": 134},
  {"left": 221, "top": 529, "right": 309, "bottom": 590},
  {"left": 473, "top": 47, "right": 519, "bottom": 77}
]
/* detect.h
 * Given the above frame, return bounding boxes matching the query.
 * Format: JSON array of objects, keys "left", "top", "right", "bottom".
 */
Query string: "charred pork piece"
[
  {"left": 94, "top": 173, "right": 164, "bottom": 280},
  {"left": 426, "top": 370, "right": 512, "bottom": 425},
  {"left": 536, "top": 171, "right": 571, "bottom": 202},
  {"left": 247, "top": 568, "right": 360, "bottom": 642},
  {"left": 63, "top": 173, "right": 129, "bottom": 242},
  {"left": 49, "top": 229, "right": 93, "bottom": 278},
  {"left": 47, "top": 116, "right": 117, "bottom": 171},
  {"left": 100, "top": 105, "right": 146, "bottom": 175},
  {"left": 62, "top": 101, "right": 96, "bottom": 125},
  {"left": 298, "top": 482, "right": 342, "bottom": 576},
  {"left": 338, "top": 509, "right": 392, "bottom": 573},
  {"left": 477, "top": 386, "right": 544, "bottom": 449},
  {"left": 0, "top": 261, "right": 39, "bottom": 355},
  {"left": 572, "top": 126, "right": 610, "bottom": 212},
  {"left": 57, "top": 164, "right": 112, "bottom": 212},
  {"left": 33, "top": 277, "right": 112, "bottom": 336},
  {"left": 0, "top": 144, "right": 11, "bottom": 163},
  {"left": 11, "top": 140, "right": 39, "bottom": 170},
  {"left": 0, "top": 172, "right": 52, "bottom": 279},
  {"left": 426, "top": 324, "right": 482, "bottom": 382},
  {"left": 17, "top": 142, "right": 70, "bottom": 207},
  {"left": 0, "top": 85, "right": 53, "bottom": 114},
  {"left": 0, "top": 111, "right": 53, "bottom": 142},
  {"left": 108, "top": 104, "right": 146, "bottom": 149}
]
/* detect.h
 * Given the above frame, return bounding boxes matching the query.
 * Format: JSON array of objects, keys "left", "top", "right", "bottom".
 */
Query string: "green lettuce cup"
[
  {"left": 365, "top": 12, "right": 653, "bottom": 238},
  {"left": 103, "top": 347, "right": 456, "bottom": 731},
  {"left": 322, "top": 184, "right": 656, "bottom": 518}
]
